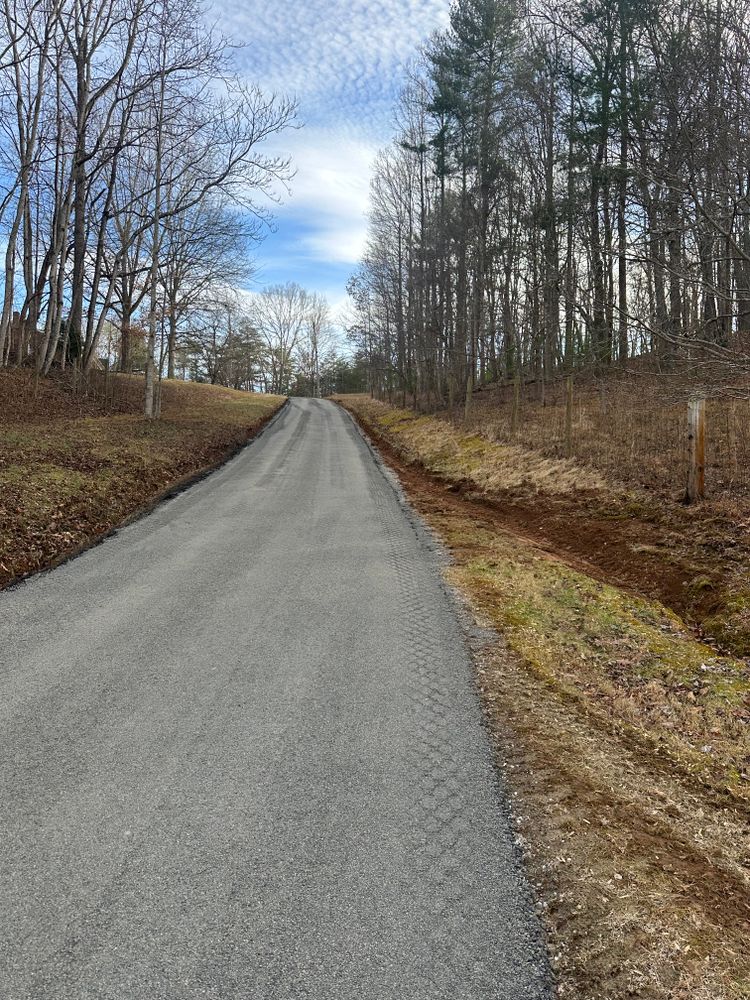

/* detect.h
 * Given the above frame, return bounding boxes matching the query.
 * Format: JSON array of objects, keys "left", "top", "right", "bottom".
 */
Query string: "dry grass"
[
  {"left": 468, "top": 372, "right": 750, "bottom": 505},
  {"left": 337, "top": 393, "right": 750, "bottom": 658},
  {"left": 0, "top": 371, "right": 285, "bottom": 587},
  {"left": 451, "top": 519, "right": 750, "bottom": 998},
  {"left": 338, "top": 392, "right": 750, "bottom": 1000},
  {"left": 346, "top": 395, "right": 606, "bottom": 496},
  {"left": 448, "top": 523, "right": 750, "bottom": 801},
  {"left": 479, "top": 635, "right": 750, "bottom": 1000}
]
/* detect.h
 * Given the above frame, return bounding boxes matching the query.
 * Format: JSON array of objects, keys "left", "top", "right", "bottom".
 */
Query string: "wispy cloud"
[
  {"left": 210, "top": 0, "right": 451, "bottom": 302},
  {"left": 276, "top": 129, "right": 376, "bottom": 264},
  {"left": 217, "top": 0, "right": 449, "bottom": 134}
]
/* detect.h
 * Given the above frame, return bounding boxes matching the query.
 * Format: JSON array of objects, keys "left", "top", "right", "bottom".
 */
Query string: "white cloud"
[
  {"left": 209, "top": 0, "right": 452, "bottom": 295},
  {"left": 215, "top": 0, "right": 451, "bottom": 133},
  {"left": 275, "top": 127, "right": 376, "bottom": 264}
]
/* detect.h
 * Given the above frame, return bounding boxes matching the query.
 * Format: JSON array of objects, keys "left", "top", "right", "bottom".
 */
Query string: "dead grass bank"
[
  {"left": 336, "top": 395, "right": 750, "bottom": 658},
  {"left": 337, "top": 392, "right": 750, "bottom": 1000},
  {"left": 468, "top": 372, "right": 750, "bottom": 503},
  {"left": 0, "top": 372, "right": 285, "bottom": 588}
]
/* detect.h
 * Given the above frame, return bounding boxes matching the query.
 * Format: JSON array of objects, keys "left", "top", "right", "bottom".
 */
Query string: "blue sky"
[{"left": 211, "top": 0, "right": 451, "bottom": 316}]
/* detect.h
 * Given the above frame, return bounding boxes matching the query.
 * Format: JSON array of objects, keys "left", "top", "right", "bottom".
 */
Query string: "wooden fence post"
[
  {"left": 511, "top": 374, "right": 520, "bottom": 437},
  {"left": 565, "top": 376, "right": 574, "bottom": 458},
  {"left": 728, "top": 399, "right": 738, "bottom": 482},
  {"left": 686, "top": 396, "right": 706, "bottom": 503}
]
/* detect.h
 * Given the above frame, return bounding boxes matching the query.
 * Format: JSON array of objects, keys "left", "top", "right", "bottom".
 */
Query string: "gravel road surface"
[{"left": 0, "top": 397, "right": 552, "bottom": 999}]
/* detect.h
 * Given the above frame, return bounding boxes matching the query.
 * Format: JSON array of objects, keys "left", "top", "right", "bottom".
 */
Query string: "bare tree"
[
  {"left": 250, "top": 283, "right": 312, "bottom": 395},
  {"left": 0, "top": 0, "right": 296, "bottom": 413},
  {"left": 297, "top": 294, "right": 334, "bottom": 398},
  {"left": 352, "top": 0, "right": 750, "bottom": 409}
]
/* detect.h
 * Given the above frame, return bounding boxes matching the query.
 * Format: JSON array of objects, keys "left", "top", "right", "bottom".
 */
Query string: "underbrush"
[{"left": 469, "top": 372, "right": 750, "bottom": 505}]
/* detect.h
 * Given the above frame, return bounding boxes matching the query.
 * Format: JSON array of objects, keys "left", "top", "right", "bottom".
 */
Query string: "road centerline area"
[{"left": 1, "top": 397, "right": 552, "bottom": 999}]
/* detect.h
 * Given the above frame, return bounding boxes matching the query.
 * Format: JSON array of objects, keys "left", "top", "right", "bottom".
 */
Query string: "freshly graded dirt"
[{"left": 335, "top": 395, "right": 750, "bottom": 656}]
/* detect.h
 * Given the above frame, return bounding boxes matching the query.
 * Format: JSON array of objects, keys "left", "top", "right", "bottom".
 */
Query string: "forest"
[
  {"left": 348, "top": 0, "right": 750, "bottom": 417},
  {"left": 1, "top": 4, "right": 749, "bottom": 997}
]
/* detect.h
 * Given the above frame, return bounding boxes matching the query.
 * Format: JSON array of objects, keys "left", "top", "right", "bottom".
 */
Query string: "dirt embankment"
[
  {"left": 336, "top": 393, "right": 750, "bottom": 1000},
  {"left": 344, "top": 394, "right": 750, "bottom": 656},
  {"left": 0, "top": 371, "right": 285, "bottom": 589}
]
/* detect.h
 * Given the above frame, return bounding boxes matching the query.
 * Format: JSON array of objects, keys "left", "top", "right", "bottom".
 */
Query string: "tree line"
[
  {"left": 348, "top": 0, "right": 750, "bottom": 415},
  {"left": 161, "top": 281, "right": 367, "bottom": 398},
  {"left": 0, "top": 0, "right": 295, "bottom": 414}
]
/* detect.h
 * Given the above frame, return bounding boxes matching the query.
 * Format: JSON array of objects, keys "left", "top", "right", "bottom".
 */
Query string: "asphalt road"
[{"left": 0, "top": 397, "right": 552, "bottom": 999}]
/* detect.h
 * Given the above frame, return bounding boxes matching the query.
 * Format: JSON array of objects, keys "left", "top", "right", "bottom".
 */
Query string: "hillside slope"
[{"left": 0, "top": 372, "right": 285, "bottom": 589}]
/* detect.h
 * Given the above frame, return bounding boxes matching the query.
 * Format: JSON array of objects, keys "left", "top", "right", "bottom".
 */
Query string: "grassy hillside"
[
  {"left": 337, "top": 393, "right": 750, "bottom": 1000},
  {"left": 0, "top": 372, "right": 285, "bottom": 588}
]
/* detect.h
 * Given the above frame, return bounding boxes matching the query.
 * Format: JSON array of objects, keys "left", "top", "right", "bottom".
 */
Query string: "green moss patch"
[{"left": 447, "top": 526, "right": 750, "bottom": 798}]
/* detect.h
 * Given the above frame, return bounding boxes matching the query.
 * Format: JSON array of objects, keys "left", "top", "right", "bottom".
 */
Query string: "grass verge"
[
  {"left": 337, "top": 393, "right": 750, "bottom": 1000},
  {"left": 0, "top": 372, "right": 285, "bottom": 589}
]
